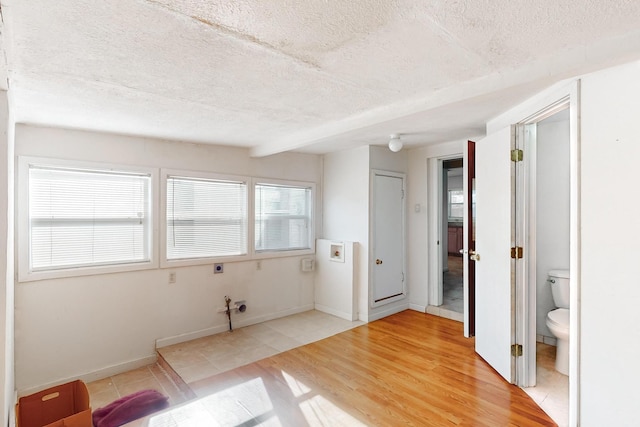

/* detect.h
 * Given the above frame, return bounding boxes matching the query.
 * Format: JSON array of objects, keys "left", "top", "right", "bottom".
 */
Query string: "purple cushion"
[{"left": 92, "top": 389, "right": 169, "bottom": 427}]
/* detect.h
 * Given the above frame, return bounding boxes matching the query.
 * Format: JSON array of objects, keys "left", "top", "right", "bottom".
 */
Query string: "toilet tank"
[{"left": 548, "top": 269, "right": 570, "bottom": 308}]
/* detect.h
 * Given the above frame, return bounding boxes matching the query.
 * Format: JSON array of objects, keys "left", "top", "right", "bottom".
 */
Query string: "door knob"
[
  {"left": 376, "top": 259, "right": 383, "bottom": 265},
  {"left": 469, "top": 250, "right": 480, "bottom": 261}
]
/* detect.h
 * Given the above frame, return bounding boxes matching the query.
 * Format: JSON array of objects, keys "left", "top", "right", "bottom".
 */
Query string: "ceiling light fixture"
[{"left": 388, "top": 134, "right": 403, "bottom": 152}]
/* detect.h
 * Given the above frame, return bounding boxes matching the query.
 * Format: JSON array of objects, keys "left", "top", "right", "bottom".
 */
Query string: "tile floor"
[
  {"left": 442, "top": 255, "right": 464, "bottom": 313},
  {"left": 157, "top": 310, "right": 364, "bottom": 388},
  {"left": 522, "top": 342, "right": 569, "bottom": 427},
  {"left": 86, "top": 363, "right": 189, "bottom": 411},
  {"left": 427, "top": 255, "right": 464, "bottom": 322},
  {"left": 87, "top": 310, "right": 364, "bottom": 411}
]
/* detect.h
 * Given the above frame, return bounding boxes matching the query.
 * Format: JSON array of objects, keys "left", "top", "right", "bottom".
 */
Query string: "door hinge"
[
  {"left": 510, "top": 149, "right": 523, "bottom": 162},
  {"left": 511, "top": 344, "right": 523, "bottom": 357},
  {"left": 401, "top": 189, "right": 405, "bottom": 199},
  {"left": 510, "top": 246, "right": 523, "bottom": 259}
]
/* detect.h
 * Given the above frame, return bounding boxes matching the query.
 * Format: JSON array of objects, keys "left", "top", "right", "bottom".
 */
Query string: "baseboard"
[
  {"left": 156, "top": 304, "right": 315, "bottom": 349},
  {"left": 314, "top": 303, "right": 356, "bottom": 321},
  {"left": 426, "top": 305, "right": 439, "bottom": 315},
  {"left": 537, "top": 334, "right": 557, "bottom": 346},
  {"left": 156, "top": 324, "right": 231, "bottom": 349},
  {"left": 368, "top": 303, "right": 409, "bottom": 322},
  {"left": 426, "top": 305, "right": 463, "bottom": 322},
  {"left": 409, "top": 304, "right": 426, "bottom": 313},
  {"left": 18, "top": 354, "right": 158, "bottom": 397}
]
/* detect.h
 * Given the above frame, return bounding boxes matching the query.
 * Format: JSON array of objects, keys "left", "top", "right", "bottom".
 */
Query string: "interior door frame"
[
  {"left": 517, "top": 99, "right": 571, "bottom": 388},
  {"left": 488, "top": 81, "right": 580, "bottom": 425},
  {"left": 427, "top": 157, "right": 444, "bottom": 307},
  {"left": 426, "top": 150, "right": 473, "bottom": 337}
]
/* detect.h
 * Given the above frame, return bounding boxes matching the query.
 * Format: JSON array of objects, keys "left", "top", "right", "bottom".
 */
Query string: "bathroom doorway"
[{"left": 520, "top": 106, "right": 570, "bottom": 424}]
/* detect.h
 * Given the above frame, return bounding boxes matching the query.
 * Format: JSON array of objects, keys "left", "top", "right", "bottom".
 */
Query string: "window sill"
[{"left": 18, "top": 260, "right": 158, "bottom": 283}]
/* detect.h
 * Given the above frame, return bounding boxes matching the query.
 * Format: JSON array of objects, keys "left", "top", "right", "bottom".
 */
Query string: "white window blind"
[
  {"left": 448, "top": 190, "right": 464, "bottom": 219},
  {"left": 29, "top": 165, "right": 151, "bottom": 272},
  {"left": 166, "top": 176, "right": 247, "bottom": 260},
  {"left": 255, "top": 183, "right": 312, "bottom": 252}
]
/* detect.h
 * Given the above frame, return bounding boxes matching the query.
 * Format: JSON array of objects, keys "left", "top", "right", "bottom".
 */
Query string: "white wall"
[
  {"left": 579, "top": 61, "right": 640, "bottom": 426},
  {"left": 14, "top": 125, "right": 322, "bottom": 393},
  {"left": 322, "top": 146, "right": 369, "bottom": 321},
  {"left": 314, "top": 239, "right": 357, "bottom": 321},
  {"left": 322, "top": 145, "right": 409, "bottom": 322},
  {"left": 369, "top": 145, "right": 407, "bottom": 173},
  {"left": 535, "top": 112, "right": 570, "bottom": 339},
  {"left": 407, "top": 146, "right": 430, "bottom": 310},
  {"left": 0, "top": 91, "right": 15, "bottom": 426}
]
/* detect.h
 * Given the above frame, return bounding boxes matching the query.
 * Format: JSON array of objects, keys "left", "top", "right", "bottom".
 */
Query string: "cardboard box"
[{"left": 16, "top": 380, "right": 91, "bottom": 427}]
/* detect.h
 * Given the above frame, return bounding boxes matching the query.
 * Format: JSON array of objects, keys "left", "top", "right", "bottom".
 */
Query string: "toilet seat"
[{"left": 547, "top": 308, "right": 569, "bottom": 329}]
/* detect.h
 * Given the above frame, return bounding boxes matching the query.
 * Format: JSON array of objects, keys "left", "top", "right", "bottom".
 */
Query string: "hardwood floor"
[{"left": 127, "top": 311, "right": 556, "bottom": 426}]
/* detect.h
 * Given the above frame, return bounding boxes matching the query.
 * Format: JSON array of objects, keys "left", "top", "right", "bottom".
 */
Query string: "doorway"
[
  {"left": 472, "top": 90, "right": 579, "bottom": 425},
  {"left": 427, "top": 145, "right": 477, "bottom": 338},
  {"left": 442, "top": 159, "right": 464, "bottom": 316},
  {"left": 520, "top": 107, "right": 570, "bottom": 424},
  {"left": 427, "top": 154, "right": 468, "bottom": 328}
]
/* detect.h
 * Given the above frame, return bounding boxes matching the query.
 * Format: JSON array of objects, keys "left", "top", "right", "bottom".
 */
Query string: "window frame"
[
  {"left": 17, "top": 161, "right": 318, "bottom": 279},
  {"left": 252, "top": 177, "right": 316, "bottom": 259},
  {"left": 448, "top": 189, "right": 464, "bottom": 222},
  {"left": 17, "top": 156, "right": 159, "bottom": 282},
  {"left": 160, "top": 169, "right": 251, "bottom": 268}
]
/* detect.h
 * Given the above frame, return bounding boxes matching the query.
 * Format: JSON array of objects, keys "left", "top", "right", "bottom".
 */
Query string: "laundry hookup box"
[{"left": 16, "top": 380, "right": 91, "bottom": 427}]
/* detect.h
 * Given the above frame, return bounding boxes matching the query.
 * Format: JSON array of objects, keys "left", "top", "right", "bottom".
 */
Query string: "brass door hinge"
[
  {"left": 511, "top": 344, "right": 523, "bottom": 357},
  {"left": 510, "top": 247, "right": 523, "bottom": 259},
  {"left": 511, "top": 149, "right": 523, "bottom": 162}
]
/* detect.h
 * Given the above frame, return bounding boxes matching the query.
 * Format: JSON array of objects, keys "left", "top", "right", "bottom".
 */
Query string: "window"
[
  {"left": 19, "top": 159, "right": 316, "bottom": 277},
  {"left": 448, "top": 190, "right": 464, "bottom": 220},
  {"left": 255, "top": 182, "right": 313, "bottom": 252},
  {"left": 166, "top": 175, "right": 247, "bottom": 260},
  {"left": 26, "top": 163, "right": 152, "bottom": 274}
]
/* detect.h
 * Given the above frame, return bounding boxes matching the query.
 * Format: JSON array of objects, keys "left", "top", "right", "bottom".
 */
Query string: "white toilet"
[{"left": 546, "top": 269, "right": 570, "bottom": 376}]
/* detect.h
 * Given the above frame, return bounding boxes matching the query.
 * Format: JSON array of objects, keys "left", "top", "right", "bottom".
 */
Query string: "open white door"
[{"left": 474, "top": 126, "right": 515, "bottom": 383}]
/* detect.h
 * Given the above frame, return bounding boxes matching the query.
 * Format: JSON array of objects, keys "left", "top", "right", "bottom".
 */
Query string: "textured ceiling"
[{"left": 2, "top": 0, "right": 640, "bottom": 155}]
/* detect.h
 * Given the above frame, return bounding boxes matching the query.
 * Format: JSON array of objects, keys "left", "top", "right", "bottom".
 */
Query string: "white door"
[
  {"left": 372, "top": 171, "right": 405, "bottom": 306},
  {"left": 474, "top": 126, "right": 515, "bottom": 382}
]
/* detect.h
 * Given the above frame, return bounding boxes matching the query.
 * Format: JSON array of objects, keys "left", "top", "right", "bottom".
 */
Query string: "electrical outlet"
[
  {"left": 168, "top": 272, "right": 176, "bottom": 284},
  {"left": 256, "top": 261, "right": 262, "bottom": 270},
  {"left": 301, "top": 258, "right": 314, "bottom": 272},
  {"left": 214, "top": 263, "right": 224, "bottom": 274}
]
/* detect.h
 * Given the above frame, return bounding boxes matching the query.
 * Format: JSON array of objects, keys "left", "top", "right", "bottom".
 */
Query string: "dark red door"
[{"left": 467, "top": 140, "right": 476, "bottom": 336}]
